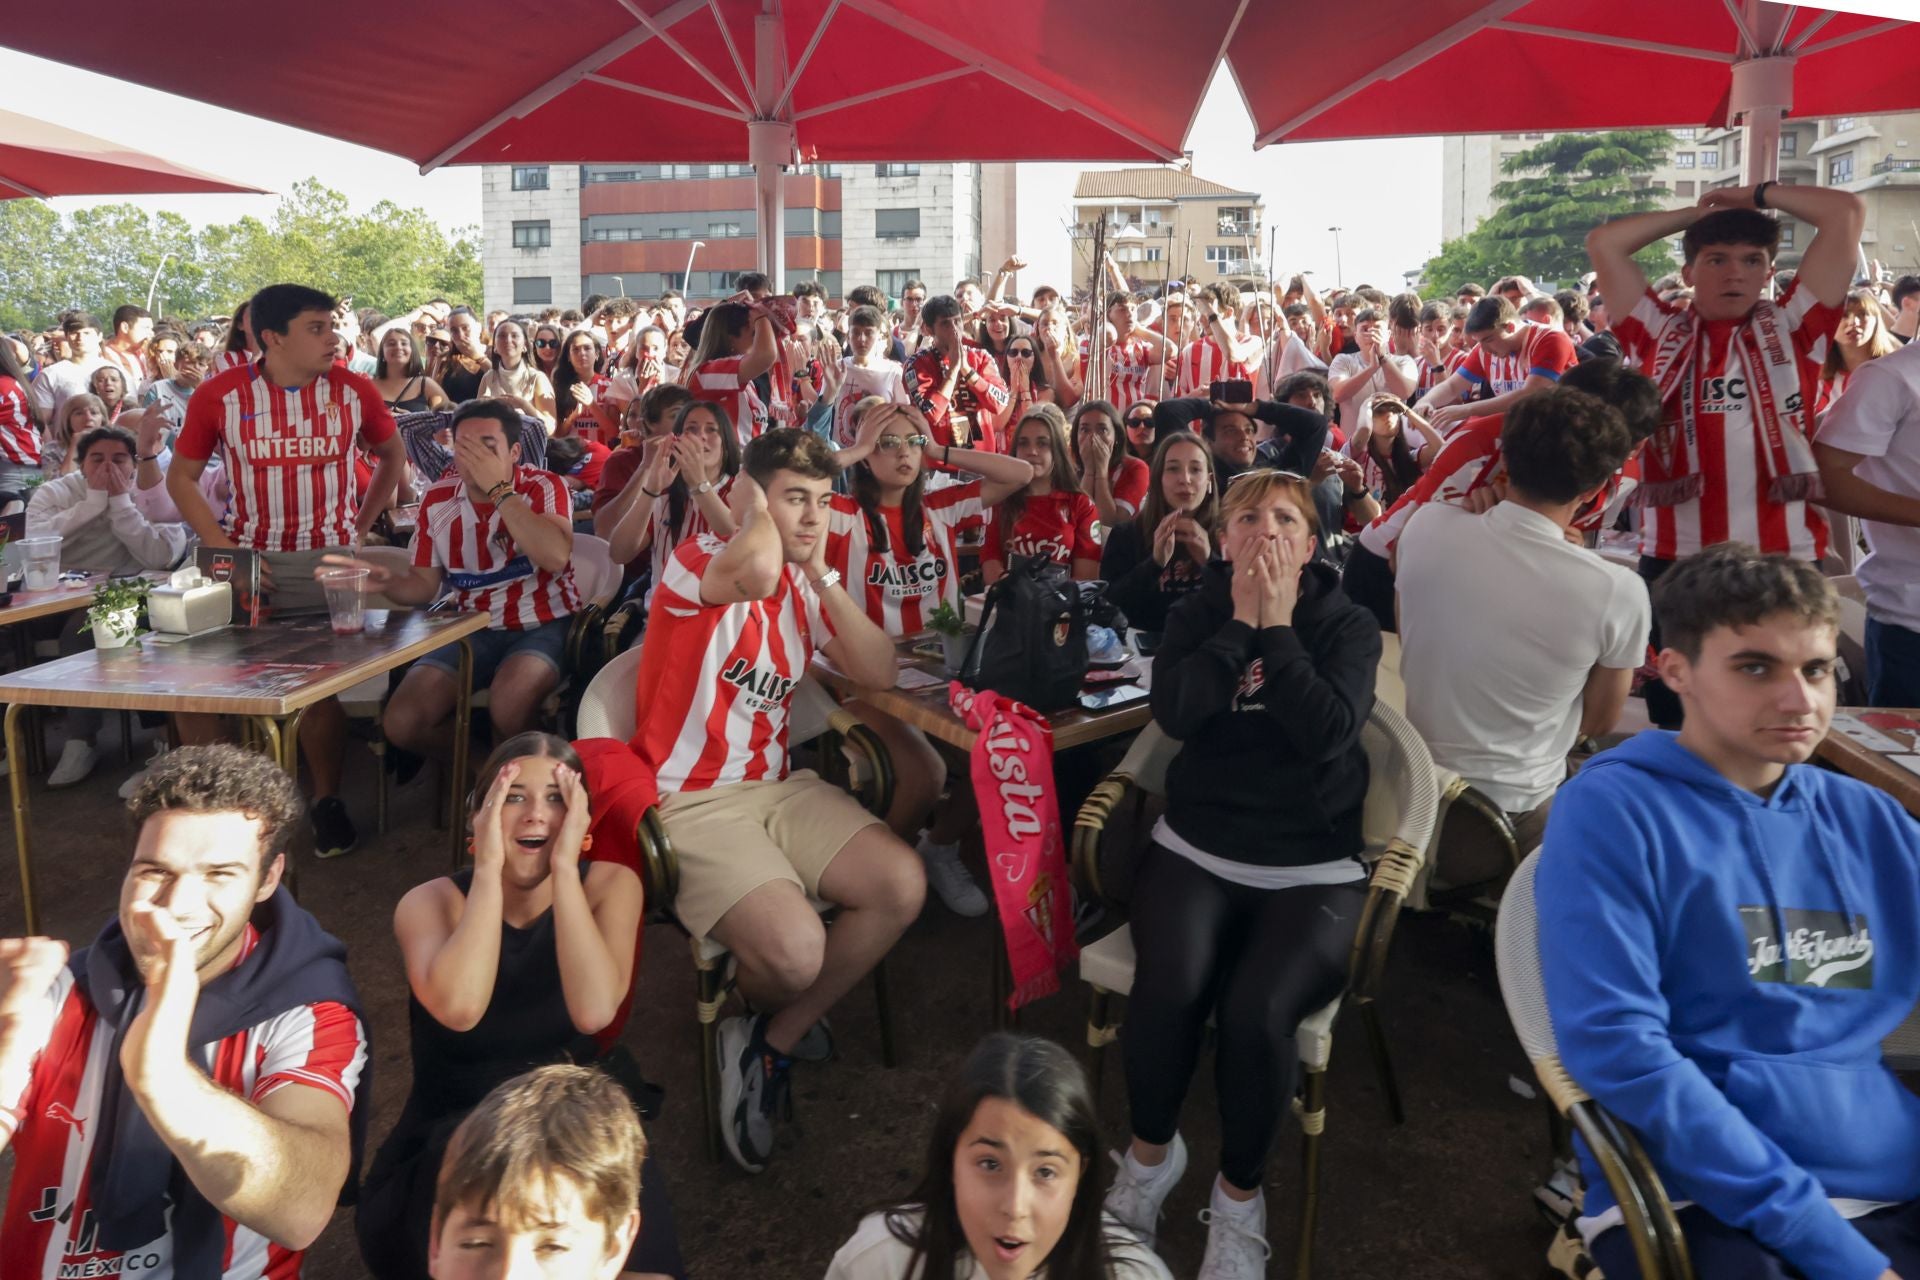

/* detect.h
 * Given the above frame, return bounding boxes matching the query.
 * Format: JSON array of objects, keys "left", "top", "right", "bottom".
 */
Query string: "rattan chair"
[
  {"left": 1070, "top": 698, "right": 1439, "bottom": 1278},
  {"left": 576, "top": 645, "right": 897, "bottom": 1160}
]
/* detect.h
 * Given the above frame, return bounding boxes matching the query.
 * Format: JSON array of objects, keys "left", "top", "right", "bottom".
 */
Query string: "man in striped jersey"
[
  {"left": 169, "top": 283, "right": 410, "bottom": 857},
  {"left": 1588, "top": 182, "right": 1864, "bottom": 725},
  {"left": 0, "top": 745, "right": 368, "bottom": 1280},
  {"left": 320, "top": 400, "right": 580, "bottom": 762},
  {"left": 588, "top": 428, "right": 919, "bottom": 1174},
  {"left": 1415, "top": 296, "right": 1577, "bottom": 430}
]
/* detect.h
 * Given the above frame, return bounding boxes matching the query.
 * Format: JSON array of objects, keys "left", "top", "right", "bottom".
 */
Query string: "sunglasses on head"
[{"left": 877, "top": 433, "right": 930, "bottom": 451}]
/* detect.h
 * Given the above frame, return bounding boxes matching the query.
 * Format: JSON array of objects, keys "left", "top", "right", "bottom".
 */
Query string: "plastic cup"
[
  {"left": 320, "top": 567, "right": 370, "bottom": 635},
  {"left": 17, "top": 535, "right": 62, "bottom": 591}
]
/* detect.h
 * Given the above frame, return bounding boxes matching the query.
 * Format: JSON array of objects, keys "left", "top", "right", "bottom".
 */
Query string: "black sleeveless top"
[
  {"left": 384, "top": 375, "right": 432, "bottom": 413},
  {"left": 403, "top": 865, "right": 600, "bottom": 1121}
]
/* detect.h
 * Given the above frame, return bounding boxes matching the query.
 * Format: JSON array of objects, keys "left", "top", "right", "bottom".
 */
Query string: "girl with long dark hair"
[
  {"left": 1069, "top": 399, "right": 1149, "bottom": 526},
  {"left": 478, "top": 319, "right": 557, "bottom": 429},
  {"left": 828, "top": 1032, "right": 1171, "bottom": 1280},
  {"left": 1098, "top": 431, "right": 1218, "bottom": 636},
  {"left": 682, "top": 300, "right": 778, "bottom": 445},
  {"left": 604, "top": 398, "right": 740, "bottom": 607},
  {"left": 0, "top": 335, "right": 42, "bottom": 486},
  {"left": 551, "top": 328, "right": 609, "bottom": 438},
  {"left": 371, "top": 328, "right": 448, "bottom": 413},
  {"left": 1002, "top": 331, "right": 1053, "bottom": 417},
  {"left": 982, "top": 404, "right": 1101, "bottom": 585}
]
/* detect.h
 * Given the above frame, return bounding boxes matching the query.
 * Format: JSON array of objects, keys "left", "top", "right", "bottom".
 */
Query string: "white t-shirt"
[
  {"left": 27, "top": 358, "right": 108, "bottom": 422},
  {"left": 826, "top": 1209, "right": 1173, "bottom": 1280},
  {"left": 1396, "top": 502, "right": 1650, "bottom": 812},
  {"left": 1817, "top": 340, "right": 1920, "bottom": 632},
  {"left": 1326, "top": 351, "right": 1415, "bottom": 435},
  {"left": 1256, "top": 332, "right": 1326, "bottom": 399},
  {"left": 832, "top": 358, "right": 910, "bottom": 447}
]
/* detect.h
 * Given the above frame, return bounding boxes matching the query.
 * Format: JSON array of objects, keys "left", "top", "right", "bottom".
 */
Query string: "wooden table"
[
  {"left": 0, "top": 610, "right": 489, "bottom": 932},
  {"left": 1817, "top": 709, "right": 1920, "bottom": 818}
]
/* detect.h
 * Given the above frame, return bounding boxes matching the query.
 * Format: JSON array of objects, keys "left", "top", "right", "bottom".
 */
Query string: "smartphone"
[
  {"left": 1210, "top": 379, "right": 1253, "bottom": 403},
  {"left": 1079, "top": 685, "right": 1149, "bottom": 711}
]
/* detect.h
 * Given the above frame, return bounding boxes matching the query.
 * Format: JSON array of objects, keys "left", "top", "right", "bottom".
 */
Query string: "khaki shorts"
[
  {"left": 659, "top": 770, "right": 883, "bottom": 940},
  {"left": 263, "top": 546, "right": 352, "bottom": 616}
]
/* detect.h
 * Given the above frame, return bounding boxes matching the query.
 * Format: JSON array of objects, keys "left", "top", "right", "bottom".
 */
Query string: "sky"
[{"left": 0, "top": 49, "right": 1442, "bottom": 294}]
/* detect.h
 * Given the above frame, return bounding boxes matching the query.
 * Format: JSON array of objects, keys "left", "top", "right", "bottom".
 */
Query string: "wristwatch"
[
  {"left": 691, "top": 479, "right": 715, "bottom": 495},
  {"left": 810, "top": 568, "right": 843, "bottom": 593}
]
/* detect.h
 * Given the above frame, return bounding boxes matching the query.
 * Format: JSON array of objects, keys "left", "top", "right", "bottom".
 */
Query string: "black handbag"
[{"left": 959, "top": 555, "right": 1091, "bottom": 712}]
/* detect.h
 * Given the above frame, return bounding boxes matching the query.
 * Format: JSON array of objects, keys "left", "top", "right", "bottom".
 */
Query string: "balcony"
[
  {"left": 1874, "top": 156, "right": 1920, "bottom": 175},
  {"left": 1217, "top": 220, "right": 1260, "bottom": 237}
]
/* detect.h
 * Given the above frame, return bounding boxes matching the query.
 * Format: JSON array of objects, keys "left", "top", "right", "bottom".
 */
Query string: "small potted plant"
[
  {"left": 927, "top": 600, "right": 975, "bottom": 676},
  {"left": 88, "top": 578, "right": 150, "bottom": 650}
]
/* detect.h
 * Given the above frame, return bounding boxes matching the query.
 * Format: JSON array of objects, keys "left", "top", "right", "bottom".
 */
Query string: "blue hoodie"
[{"left": 1536, "top": 730, "right": 1920, "bottom": 1280}]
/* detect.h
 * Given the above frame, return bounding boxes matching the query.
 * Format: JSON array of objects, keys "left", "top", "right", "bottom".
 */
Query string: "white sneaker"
[
  {"left": 118, "top": 741, "right": 168, "bottom": 801},
  {"left": 918, "top": 836, "right": 989, "bottom": 917},
  {"left": 47, "top": 739, "right": 98, "bottom": 789},
  {"left": 1197, "top": 1185, "right": 1271, "bottom": 1280},
  {"left": 1103, "top": 1132, "right": 1187, "bottom": 1250}
]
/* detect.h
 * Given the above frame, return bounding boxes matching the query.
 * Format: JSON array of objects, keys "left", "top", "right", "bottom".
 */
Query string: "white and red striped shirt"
[
  {"left": 686, "top": 356, "right": 769, "bottom": 447},
  {"left": 1417, "top": 348, "right": 1469, "bottom": 396},
  {"left": 1173, "top": 337, "right": 1253, "bottom": 398},
  {"left": 827, "top": 481, "right": 985, "bottom": 637},
  {"left": 630, "top": 533, "right": 835, "bottom": 793},
  {"left": 99, "top": 344, "right": 148, "bottom": 388},
  {"left": 413, "top": 467, "right": 581, "bottom": 629},
  {"left": 1079, "top": 337, "right": 1159, "bottom": 408},
  {"left": 0, "top": 928, "right": 366, "bottom": 1280},
  {"left": 1457, "top": 323, "right": 1577, "bottom": 398},
  {"left": 1614, "top": 283, "right": 1838, "bottom": 561},
  {"left": 0, "top": 375, "right": 39, "bottom": 467},
  {"left": 207, "top": 350, "right": 252, "bottom": 376},
  {"left": 643, "top": 476, "right": 734, "bottom": 608},
  {"left": 176, "top": 361, "right": 397, "bottom": 552}
]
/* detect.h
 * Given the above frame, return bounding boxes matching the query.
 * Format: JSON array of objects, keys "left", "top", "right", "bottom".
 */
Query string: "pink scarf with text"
[{"left": 949, "top": 682, "right": 1078, "bottom": 1009}]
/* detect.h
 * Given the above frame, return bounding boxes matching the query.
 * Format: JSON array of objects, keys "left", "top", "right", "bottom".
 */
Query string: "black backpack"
[{"left": 960, "top": 555, "right": 1091, "bottom": 712}]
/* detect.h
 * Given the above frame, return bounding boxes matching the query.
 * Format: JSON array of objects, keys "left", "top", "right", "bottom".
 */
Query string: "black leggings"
[{"left": 1122, "top": 843, "right": 1364, "bottom": 1190}]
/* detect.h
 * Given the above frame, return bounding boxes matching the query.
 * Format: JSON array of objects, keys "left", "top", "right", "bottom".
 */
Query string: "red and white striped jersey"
[
  {"left": 1614, "top": 283, "right": 1838, "bottom": 561},
  {"left": 826, "top": 481, "right": 985, "bottom": 637},
  {"left": 983, "top": 490, "right": 1101, "bottom": 572},
  {"left": 413, "top": 467, "right": 581, "bottom": 629},
  {"left": 1417, "top": 348, "right": 1469, "bottom": 396},
  {"left": 206, "top": 350, "right": 252, "bottom": 377},
  {"left": 1457, "top": 324, "right": 1577, "bottom": 398},
  {"left": 0, "top": 376, "right": 39, "bottom": 467},
  {"left": 686, "top": 357, "right": 769, "bottom": 446},
  {"left": 99, "top": 344, "right": 147, "bottom": 389},
  {"left": 1173, "top": 337, "right": 1253, "bottom": 398},
  {"left": 1080, "top": 337, "right": 1160, "bottom": 408},
  {"left": 630, "top": 533, "right": 835, "bottom": 793},
  {"left": 176, "top": 361, "right": 397, "bottom": 552},
  {"left": 0, "top": 929, "right": 367, "bottom": 1280},
  {"left": 643, "top": 477, "right": 734, "bottom": 608}
]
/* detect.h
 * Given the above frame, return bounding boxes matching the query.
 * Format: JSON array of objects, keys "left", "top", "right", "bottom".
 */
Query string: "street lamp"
[
  {"left": 145, "top": 251, "right": 173, "bottom": 313},
  {"left": 1328, "top": 227, "right": 1344, "bottom": 287},
  {"left": 683, "top": 240, "right": 706, "bottom": 297}
]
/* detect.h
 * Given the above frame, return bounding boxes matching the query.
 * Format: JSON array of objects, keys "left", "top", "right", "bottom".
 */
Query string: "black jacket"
[
  {"left": 1099, "top": 517, "right": 1209, "bottom": 634},
  {"left": 1152, "top": 559, "right": 1380, "bottom": 866},
  {"left": 1150, "top": 397, "right": 1329, "bottom": 476}
]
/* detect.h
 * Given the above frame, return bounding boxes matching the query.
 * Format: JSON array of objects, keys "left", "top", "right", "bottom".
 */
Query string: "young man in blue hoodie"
[{"left": 1537, "top": 543, "right": 1920, "bottom": 1280}]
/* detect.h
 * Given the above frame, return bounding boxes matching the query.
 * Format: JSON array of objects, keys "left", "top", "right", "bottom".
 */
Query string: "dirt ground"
[{"left": 0, "top": 716, "right": 1564, "bottom": 1279}]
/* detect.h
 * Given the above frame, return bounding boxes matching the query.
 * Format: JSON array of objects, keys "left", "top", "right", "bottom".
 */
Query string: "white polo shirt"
[
  {"left": 1818, "top": 340, "right": 1920, "bottom": 632},
  {"left": 1396, "top": 501, "right": 1650, "bottom": 812}
]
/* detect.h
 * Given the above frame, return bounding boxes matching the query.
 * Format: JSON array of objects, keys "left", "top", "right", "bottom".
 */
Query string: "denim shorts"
[{"left": 415, "top": 614, "right": 572, "bottom": 685}]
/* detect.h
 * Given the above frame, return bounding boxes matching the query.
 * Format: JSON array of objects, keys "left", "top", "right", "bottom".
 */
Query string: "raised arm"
[
  {"left": 549, "top": 765, "right": 643, "bottom": 1034},
  {"left": 1721, "top": 183, "right": 1866, "bottom": 307},
  {"left": 699, "top": 473, "right": 783, "bottom": 604},
  {"left": 1585, "top": 205, "right": 1698, "bottom": 330}
]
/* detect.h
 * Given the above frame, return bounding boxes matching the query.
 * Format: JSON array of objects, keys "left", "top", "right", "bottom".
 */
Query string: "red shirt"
[
  {"left": 907, "top": 345, "right": 1010, "bottom": 454},
  {"left": 642, "top": 476, "right": 733, "bottom": 607},
  {"left": 687, "top": 356, "right": 768, "bottom": 446},
  {"left": 0, "top": 375, "right": 39, "bottom": 466},
  {"left": 1106, "top": 455, "right": 1150, "bottom": 516},
  {"left": 630, "top": 533, "right": 834, "bottom": 793},
  {"left": 413, "top": 466, "right": 581, "bottom": 629},
  {"left": 827, "top": 481, "right": 985, "bottom": 637},
  {"left": 983, "top": 490, "right": 1101, "bottom": 572},
  {"left": 0, "top": 928, "right": 366, "bottom": 1280},
  {"left": 176, "top": 360, "right": 397, "bottom": 552},
  {"left": 1457, "top": 323, "right": 1577, "bottom": 398}
]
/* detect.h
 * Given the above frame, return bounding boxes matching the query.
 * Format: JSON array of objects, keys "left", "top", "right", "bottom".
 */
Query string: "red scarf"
[{"left": 949, "top": 683, "right": 1078, "bottom": 1009}]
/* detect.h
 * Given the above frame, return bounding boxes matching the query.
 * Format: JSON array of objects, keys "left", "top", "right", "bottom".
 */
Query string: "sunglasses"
[
  {"left": 876, "top": 433, "right": 930, "bottom": 452},
  {"left": 1125, "top": 416, "right": 1154, "bottom": 428},
  {"left": 535, "top": 338, "right": 560, "bottom": 349},
  {"left": 1008, "top": 348, "right": 1035, "bottom": 358},
  {"left": 425, "top": 339, "right": 449, "bottom": 349}
]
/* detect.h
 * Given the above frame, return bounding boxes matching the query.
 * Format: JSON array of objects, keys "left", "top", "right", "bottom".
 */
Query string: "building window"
[
  {"left": 874, "top": 163, "right": 921, "bottom": 178},
  {"left": 1779, "top": 132, "right": 1797, "bottom": 158},
  {"left": 1699, "top": 149, "right": 1720, "bottom": 169},
  {"left": 876, "top": 269, "right": 922, "bottom": 298},
  {"left": 1674, "top": 127, "right": 1697, "bottom": 140},
  {"left": 511, "top": 220, "right": 551, "bottom": 249},
  {"left": 821, "top": 210, "right": 842, "bottom": 239},
  {"left": 1146, "top": 247, "right": 1163, "bottom": 262},
  {"left": 708, "top": 221, "right": 743, "bottom": 237},
  {"left": 511, "top": 166, "right": 549, "bottom": 191},
  {"left": 1499, "top": 133, "right": 1521, "bottom": 140},
  {"left": 697, "top": 270, "right": 742, "bottom": 294},
  {"left": 1835, "top": 117, "right": 1858, "bottom": 134},
  {"left": 513, "top": 277, "right": 552, "bottom": 306},
  {"left": 658, "top": 226, "right": 691, "bottom": 240},
  {"left": 785, "top": 207, "right": 816, "bottom": 237},
  {"left": 1829, "top": 152, "right": 1855, "bottom": 184},
  {"left": 1779, "top": 222, "right": 1796, "bottom": 249},
  {"left": 1674, "top": 180, "right": 1697, "bottom": 197},
  {"left": 875, "top": 208, "right": 921, "bottom": 239},
  {"left": 1204, "top": 245, "right": 1249, "bottom": 275},
  {"left": 1675, "top": 152, "right": 1696, "bottom": 169}
]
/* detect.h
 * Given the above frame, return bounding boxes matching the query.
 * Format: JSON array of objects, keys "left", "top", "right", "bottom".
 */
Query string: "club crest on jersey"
[
  {"left": 1235, "top": 657, "right": 1265, "bottom": 710},
  {"left": 721, "top": 656, "right": 796, "bottom": 712}
]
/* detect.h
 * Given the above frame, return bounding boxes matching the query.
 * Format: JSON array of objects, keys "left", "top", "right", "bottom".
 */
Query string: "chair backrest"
[
  {"left": 359, "top": 544, "right": 417, "bottom": 611},
  {"left": 569, "top": 533, "right": 620, "bottom": 608},
  {"left": 1361, "top": 697, "right": 1439, "bottom": 865},
  {"left": 1375, "top": 632, "right": 1406, "bottom": 717},
  {"left": 577, "top": 645, "right": 642, "bottom": 741},
  {"left": 787, "top": 676, "right": 837, "bottom": 749},
  {"left": 1494, "top": 848, "right": 1562, "bottom": 1069},
  {"left": 1117, "top": 722, "right": 1181, "bottom": 799}
]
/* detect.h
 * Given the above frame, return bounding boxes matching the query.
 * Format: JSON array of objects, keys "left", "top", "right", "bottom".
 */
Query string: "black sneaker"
[
  {"left": 311, "top": 797, "right": 359, "bottom": 860},
  {"left": 385, "top": 744, "right": 425, "bottom": 788},
  {"left": 717, "top": 1012, "right": 790, "bottom": 1173},
  {"left": 789, "top": 1018, "right": 833, "bottom": 1064}
]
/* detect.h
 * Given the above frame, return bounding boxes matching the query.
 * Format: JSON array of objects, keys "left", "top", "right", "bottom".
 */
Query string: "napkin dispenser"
[{"left": 147, "top": 566, "right": 232, "bottom": 636}]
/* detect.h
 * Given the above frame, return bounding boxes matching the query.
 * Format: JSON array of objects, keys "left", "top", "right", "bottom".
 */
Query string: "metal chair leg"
[
  {"left": 1295, "top": 1067, "right": 1328, "bottom": 1280},
  {"left": 872, "top": 959, "right": 896, "bottom": 1068},
  {"left": 372, "top": 730, "right": 389, "bottom": 837},
  {"left": 1359, "top": 999, "right": 1405, "bottom": 1126}
]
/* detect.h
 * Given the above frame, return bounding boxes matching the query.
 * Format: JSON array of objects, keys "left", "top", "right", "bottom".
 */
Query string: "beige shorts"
[
  {"left": 659, "top": 769, "right": 883, "bottom": 940},
  {"left": 263, "top": 546, "right": 352, "bottom": 616}
]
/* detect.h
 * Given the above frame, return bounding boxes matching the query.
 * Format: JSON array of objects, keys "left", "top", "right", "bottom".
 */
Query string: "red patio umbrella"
[
  {"left": 0, "top": 106, "right": 265, "bottom": 199},
  {"left": 1228, "top": 0, "right": 1916, "bottom": 183},
  {"left": 0, "top": 0, "right": 1242, "bottom": 280}
]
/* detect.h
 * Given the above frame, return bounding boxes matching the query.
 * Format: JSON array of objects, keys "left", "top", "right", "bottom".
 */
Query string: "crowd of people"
[{"left": 0, "top": 172, "right": 1917, "bottom": 1280}]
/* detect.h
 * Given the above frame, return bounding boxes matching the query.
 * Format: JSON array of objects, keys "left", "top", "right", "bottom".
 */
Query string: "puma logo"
[{"left": 45, "top": 1101, "right": 85, "bottom": 1139}]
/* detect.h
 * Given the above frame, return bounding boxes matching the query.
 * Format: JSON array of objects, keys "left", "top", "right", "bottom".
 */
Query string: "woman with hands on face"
[
  {"left": 357, "top": 733, "right": 683, "bottom": 1280},
  {"left": 1068, "top": 400, "right": 1149, "bottom": 527},
  {"left": 604, "top": 399, "right": 741, "bottom": 607},
  {"left": 1105, "top": 470, "right": 1380, "bottom": 1274},
  {"left": 1097, "top": 431, "right": 1218, "bottom": 637}
]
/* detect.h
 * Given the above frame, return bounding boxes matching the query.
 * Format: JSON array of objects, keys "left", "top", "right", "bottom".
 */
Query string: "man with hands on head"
[
  {"left": 317, "top": 400, "right": 580, "bottom": 765},
  {"left": 0, "top": 745, "right": 368, "bottom": 1280}
]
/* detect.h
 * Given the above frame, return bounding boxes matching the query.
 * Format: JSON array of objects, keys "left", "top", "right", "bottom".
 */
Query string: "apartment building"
[{"left": 1070, "top": 163, "right": 1265, "bottom": 291}]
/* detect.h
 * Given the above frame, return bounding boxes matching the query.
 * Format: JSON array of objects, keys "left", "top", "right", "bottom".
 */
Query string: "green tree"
[
  {"left": 1421, "top": 129, "right": 1679, "bottom": 292},
  {"left": 0, "top": 179, "right": 481, "bottom": 330}
]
